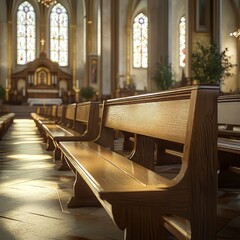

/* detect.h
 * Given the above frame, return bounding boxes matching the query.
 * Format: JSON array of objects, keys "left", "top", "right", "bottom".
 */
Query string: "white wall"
[{"left": 221, "top": 0, "right": 239, "bottom": 93}]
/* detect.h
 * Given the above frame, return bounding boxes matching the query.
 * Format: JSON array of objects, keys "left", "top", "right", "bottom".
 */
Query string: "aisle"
[{"left": 0, "top": 119, "right": 123, "bottom": 240}]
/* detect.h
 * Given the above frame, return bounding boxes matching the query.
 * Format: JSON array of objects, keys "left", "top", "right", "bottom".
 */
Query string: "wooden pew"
[
  {"left": 0, "top": 105, "right": 15, "bottom": 139},
  {"left": 40, "top": 104, "right": 66, "bottom": 143},
  {"left": 32, "top": 105, "right": 58, "bottom": 135},
  {"left": 31, "top": 105, "right": 49, "bottom": 123},
  {"left": 42, "top": 103, "right": 76, "bottom": 152},
  {"left": 0, "top": 120, "right": 4, "bottom": 139},
  {"left": 42, "top": 102, "right": 100, "bottom": 161},
  {"left": 58, "top": 85, "right": 219, "bottom": 240},
  {"left": 218, "top": 94, "right": 240, "bottom": 139},
  {"left": 217, "top": 94, "right": 240, "bottom": 187}
]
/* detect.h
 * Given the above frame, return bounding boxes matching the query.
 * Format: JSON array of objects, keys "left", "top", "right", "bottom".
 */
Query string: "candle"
[{"left": 6, "top": 78, "right": 8, "bottom": 88}]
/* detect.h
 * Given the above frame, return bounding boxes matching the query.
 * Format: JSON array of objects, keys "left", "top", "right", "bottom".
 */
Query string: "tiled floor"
[
  {"left": 0, "top": 119, "right": 239, "bottom": 240},
  {"left": 0, "top": 119, "right": 123, "bottom": 240}
]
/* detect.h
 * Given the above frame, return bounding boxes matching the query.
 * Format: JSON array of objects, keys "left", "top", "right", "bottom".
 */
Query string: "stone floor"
[
  {"left": 0, "top": 119, "right": 123, "bottom": 240},
  {"left": 0, "top": 119, "right": 239, "bottom": 239}
]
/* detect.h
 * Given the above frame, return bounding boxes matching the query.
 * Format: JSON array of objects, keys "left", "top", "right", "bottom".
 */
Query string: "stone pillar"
[
  {"left": 0, "top": 0, "right": 8, "bottom": 90},
  {"left": 147, "top": 0, "right": 170, "bottom": 91}
]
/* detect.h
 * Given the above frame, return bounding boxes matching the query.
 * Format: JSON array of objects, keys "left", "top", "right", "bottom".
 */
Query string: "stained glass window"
[
  {"left": 133, "top": 13, "right": 148, "bottom": 68},
  {"left": 179, "top": 16, "right": 186, "bottom": 68},
  {"left": 17, "top": 1, "right": 36, "bottom": 65},
  {"left": 50, "top": 3, "right": 68, "bottom": 66}
]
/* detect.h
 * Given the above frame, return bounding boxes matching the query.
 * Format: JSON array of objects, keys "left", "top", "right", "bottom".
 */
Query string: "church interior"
[{"left": 0, "top": 0, "right": 240, "bottom": 239}]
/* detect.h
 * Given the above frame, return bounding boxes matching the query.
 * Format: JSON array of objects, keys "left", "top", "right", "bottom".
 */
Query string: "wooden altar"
[{"left": 9, "top": 52, "right": 73, "bottom": 105}]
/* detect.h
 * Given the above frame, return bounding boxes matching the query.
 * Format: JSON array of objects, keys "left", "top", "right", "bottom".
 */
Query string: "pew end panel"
[{"left": 74, "top": 101, "right": 101, "bottom": 141}]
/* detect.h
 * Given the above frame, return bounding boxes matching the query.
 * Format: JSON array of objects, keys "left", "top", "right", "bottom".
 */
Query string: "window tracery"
[
  {"left": 133, "top": 13, "right": 148, "bottom": 68},
  {"left": 17, "top": 1, "right": 36, "bottom": 65},
  {"left": 50, "top": 3, "right": 68, "bottom": 66},
  {"left": 179, "top": 16, "right": 186, "bottom": 68}
]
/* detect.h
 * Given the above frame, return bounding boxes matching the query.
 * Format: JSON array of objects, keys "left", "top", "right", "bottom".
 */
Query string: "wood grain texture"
[
  {"left": 104, "top": 100, "right": 189, "bottom": 144},
  {"left": 58, "top": 85, "right": 219, "bottom": 240}
]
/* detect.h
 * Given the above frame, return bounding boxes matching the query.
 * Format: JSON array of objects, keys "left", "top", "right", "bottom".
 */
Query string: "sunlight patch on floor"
[
  {"left": 11, "top": 140, "right": 43, "bottom": 145},
  {"left": 6, "top": 154, "right": 52, "bottom": 161}
]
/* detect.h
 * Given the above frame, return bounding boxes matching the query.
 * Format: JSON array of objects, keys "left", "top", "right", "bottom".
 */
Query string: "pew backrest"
[
  {"left": 218, "top": 94, "right": 240, "bottom": 136},
  {"left": 50, "top": 105, "right": 58, "bottom": 119},
  {"left": 62, "top": 103, "right": 76, "bottom": 127},
  {"left": 56, "top": 104, "right": 65, "bottom": 123},
  {"left": 74, "top": 101, "right": 100, "bottom": 139},
  {"left": 101, "top": 85, "right": 219, "bottom": 188}
]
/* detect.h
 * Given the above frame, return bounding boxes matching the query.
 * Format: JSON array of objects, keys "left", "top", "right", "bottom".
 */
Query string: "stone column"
[{"left": 147, "top": 0, "right": 169, "bottom": 91}]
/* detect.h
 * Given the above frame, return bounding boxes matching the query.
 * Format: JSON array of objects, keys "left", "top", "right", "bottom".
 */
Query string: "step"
[{"left": 4, "top": 105, "right": 37, "bottom": 119}]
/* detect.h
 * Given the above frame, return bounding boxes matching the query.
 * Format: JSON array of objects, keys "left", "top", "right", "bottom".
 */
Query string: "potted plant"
[
  {"left": 153, "top": 58, "right": 175, "bottom": 91},
  {"left": 80, "top": 86, "right": 95, "bottom": 101},
  {"left": 191, "top": 42, "right": 235, "bottom": 85}
]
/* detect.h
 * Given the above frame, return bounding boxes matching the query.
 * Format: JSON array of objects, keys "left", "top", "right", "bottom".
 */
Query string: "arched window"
[
  {"left": 17, "top": 1, "right": 36, "bottom": 65},
  {"left": 133, "top": 13, "right": 148, "bottom": 68},
  {"left": 179, "top": 16, "right": 186, "bottom": 68},
  {"left": 50, "top": 3, "right": 68, "bottom": 66}
]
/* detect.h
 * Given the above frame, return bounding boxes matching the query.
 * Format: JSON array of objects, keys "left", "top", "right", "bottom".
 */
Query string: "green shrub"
[
  {"left": 153, "top": 58, "right": 175, "bottom": 91},
  {"left": 80, "top": 86, "right": 95, "bottom": 100},
  {"left": 191, "top": 42, "right": 235, "bottom": 84}
]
